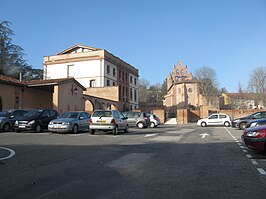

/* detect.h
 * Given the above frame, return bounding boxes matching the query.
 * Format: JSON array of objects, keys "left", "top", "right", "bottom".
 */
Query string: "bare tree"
[
  {"left": 248, "top": 66, "right": 266, "bottom": 106},
  {"left": 194, "top": 66, "right": 219, "bottom": 106}
]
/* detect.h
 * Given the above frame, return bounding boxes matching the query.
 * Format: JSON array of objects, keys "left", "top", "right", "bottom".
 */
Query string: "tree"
[
  {"left": 248, "top": 66, "right": 266, "bottom": 106},
  {"left": 0, "top": 21, "right": 43, "bottom": 80},
  {"left": 194, "top": 66, "right": 219, "bottom": 106},
  {"left": 138, "top": 78, "right": 167, "bottom": 102}
]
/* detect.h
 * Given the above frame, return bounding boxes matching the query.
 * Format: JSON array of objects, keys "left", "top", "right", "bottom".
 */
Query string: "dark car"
[
  {"left": 0, "top": 109, "right": 28, "bottom": 132},
  {"left": 232, "top": 111, "right": 266, "bottom": 130},
  {"left": 14, "top": 109, "right": 58, "bottom": 133},
  {"left": 246, "top": 118, "right": 266, "bottom": 128},
  {"left": 242, "top": 125, "right": 266, "bottom": 151},
  {"left": 122, "top": 111, "right": 150, "bottom": 128}
]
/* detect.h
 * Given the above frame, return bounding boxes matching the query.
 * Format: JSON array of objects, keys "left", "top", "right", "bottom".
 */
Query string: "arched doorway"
[
  {"left": 111, "top": 104, "right": 116, "bottom": 110},
  {"left": 85, "top": 100, "right": 94, "bottom": 114}
]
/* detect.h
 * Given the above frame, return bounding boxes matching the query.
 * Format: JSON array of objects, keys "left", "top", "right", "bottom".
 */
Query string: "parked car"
[
  {"left": 149, "top": 114, "right": 160, "bottom": 128},
  {"left": 246, "top": 118, "right": 266, "bottom": 128},
  {"left": 0, "top": 109, "right": 28, "bottom": 132},
  {"left": 48, "top": 111, "right": 90, "bottom": 134},
  {"left": 232, "top": 111, "right": 266, "bottom": 130},
  {"left": 122, "top": 111, "right": 150, "bottom": 128},
  {"left": 196, "top": 113, "right": 231, "bottom": 127},
  {"left": 89, "top": 110, "right": 128, "bottom": 135},
  {"left": 242, "top": 125, "right": 266, "bottom": 151},
  {"left": 14, "top": 109, "right": 58, "bottom": 133}
]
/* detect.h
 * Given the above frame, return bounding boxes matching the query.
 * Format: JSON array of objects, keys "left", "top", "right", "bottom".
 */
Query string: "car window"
[
  {"left": 219, "top": 115, "right": 227, "bottom": 119},
  {"left": 25, "top": 110, "right": 42, "bottom": 117},
  {"left": 50, "top": 110, "right": 57, "bottom": 117},
  {"left": 143, "top": 112, "right": 148, "bottom": 117},
  {"left": 113, "top": 111, "right": 119, "bottom": 119},
  {"left": 209, "top": 115, "right": 218, "bottom": 119},
  {"left": 253, "top": 113, "right": 262, "bottom": 119},
  {"left": 92, "top": 111, "right": 112, "bottom": 117},
  {"left": 117, "top": 111, "right": 125, "bottom": 119},
  {"left": 41, "top": 110, "right": 50, "bottom": 118},
  {"left": 80, "top": 112, "right": 88, "bottom": 119},
  {"left": 0, "top": 111, "right": 8, "bottom": 117}
]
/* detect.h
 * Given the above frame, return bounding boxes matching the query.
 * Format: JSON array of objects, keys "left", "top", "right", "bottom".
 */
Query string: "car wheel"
[
  {"left": 137, "top": 122, "right": 144, "bottom": 129},
  {"left": 72, "top": 124, "right": 78, "bottom": 134},
  {"left": 150, "top": 122, "right": 155, "bottom": 128},
  {"left": 201, "top": 122, "right": 207, "bottom": 127},
  {"left": 124, "top": 125, "right": 129, "bottom": 133},
  {"left": 113, "top": 126, "right": 118, "bottom": 135},
  {"left": 2, "top": 123, "right": 11, "bottom": 132},
  {"left": 224, "top": 121, "right": 230, "bottom": 127},
  {"left": 90, "top": 129, "right": 95, "bottom": 135},
  {"left": 239, "top": 122, "right": 247, "bottom": 130},
  {"left": 35, "top": 124, "right": 42, "bottom": 133}
]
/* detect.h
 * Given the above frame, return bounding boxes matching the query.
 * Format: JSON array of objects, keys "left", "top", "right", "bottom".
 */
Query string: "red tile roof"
[{"left": 0, "top": 74, "right": 26, "bottom": 86}]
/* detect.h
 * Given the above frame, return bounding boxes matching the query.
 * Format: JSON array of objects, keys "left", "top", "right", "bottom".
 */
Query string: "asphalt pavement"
[{"left": 1, "top": 124, "right": 266, "bottom": 199}]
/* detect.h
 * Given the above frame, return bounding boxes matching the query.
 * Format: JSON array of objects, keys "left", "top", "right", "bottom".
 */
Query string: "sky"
[{"left": 1, "top": 0, "right": 266, "bottom": 92}]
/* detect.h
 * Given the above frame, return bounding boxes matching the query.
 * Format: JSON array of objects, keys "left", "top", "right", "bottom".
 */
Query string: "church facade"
[{"left": 163, "top": 61, "right": 206, "bottom": 109}]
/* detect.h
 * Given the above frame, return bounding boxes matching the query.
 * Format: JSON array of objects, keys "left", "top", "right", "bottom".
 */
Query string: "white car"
[
  {"left": 197, "top": 113, "right": 231, "bottom": 127},
  {"left": 149, "top": 114, "right": 160, "bottom": 128}
]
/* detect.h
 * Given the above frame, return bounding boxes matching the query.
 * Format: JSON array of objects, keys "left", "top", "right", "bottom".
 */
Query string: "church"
[{"left": 163, "top": 61, "right": 206, "bottom": 109}]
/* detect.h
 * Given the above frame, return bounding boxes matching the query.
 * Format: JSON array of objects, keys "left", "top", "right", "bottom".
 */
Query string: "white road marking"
[
  {"left": 251, "top": 160, "right": 258, "bottom": 165},
  {"left": 240, "top": 146, "right": 245, "bottom": 149},
  {"left": 199, "top": 133, "right": 209, "bottom": 139},
  {"left": 242, "top": 150, "right": 248, "bottom": 153},
  {"left": 0, "top": 147, "right": 16, "bottom": 161},
  {"left": 237, "top": 143, "right": 242, "bottom": 146},
  {"left": 246, "top": 154, "right": 252, "bottom": 159},
  {"left": 145, "top": 133, "right": 158, "bottom": 137},
  {"left": 257, "top": 168, "right": 266, "bottom": 175}
]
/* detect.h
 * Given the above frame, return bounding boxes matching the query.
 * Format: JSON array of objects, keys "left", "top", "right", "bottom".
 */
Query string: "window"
[
  {"left": 107, "top": 65, "right": 110, "bottom": 74},
  {"left": 119, "top": 70, "right": 121, "bottom": 81},
  {"left": 219, "top": 115, "right": 227, "bottom": 119},
  {"left": 209, "top": 115, "right": 218, "bottom": 119},
  {"left": 130, "top": 76, "right": 133, "bottom": 84},
  {"left": 130, "top": 88, "right": 133, "bottom": 101},
  {"left": 67, "top": 64, "right": 74, "bottom": 77},
  {"left": 175, "top": 76, "right": 179, "bottom": 82},
  {"left": 134, "top": 78, "right": 137, "bottom": 85},
  {"left": 113, "top": 82, "right": 116, "bottom": 86},
  {"left": 107, "top": 80, "right": 110, "bottom": 86},
  {"left": 90, "top": 80, "right": 96, "bottom": 87},
  {"left": 113, "top": 68, "right": 116, "bottom": 76},
  {"left": 41, "top": 110, "right": 50, "bottom": 118},
  {"left": 134, "top": 89, "right": 137, "bottom": 102}
]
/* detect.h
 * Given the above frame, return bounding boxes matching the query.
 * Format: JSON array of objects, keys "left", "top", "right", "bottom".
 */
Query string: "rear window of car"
[
  {"left": 219, "top": 115, "right": 227, "bottom": 119},
  {"left": 92, "top": 111, "right": 112, "bottom": 117}
]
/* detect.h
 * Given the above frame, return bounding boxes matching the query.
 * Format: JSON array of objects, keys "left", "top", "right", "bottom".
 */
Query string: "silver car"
[
  {"left": 48, "top": 111, "right": 91, "bottom": 133},
  {"left": 89, "top": 110, "right": 129, "bottom": 135}
]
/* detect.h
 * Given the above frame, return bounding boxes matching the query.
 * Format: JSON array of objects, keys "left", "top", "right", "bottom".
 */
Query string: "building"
[
  {"left": 163, "top": 61, "right": 206, "bottom": 109},
  {"left": 0, "top": 74, "right": 86, "bottom": 113},
  {"left": 220, "top": 92, "right": 264, "bottom": 110},
  {"left": 43, "top": 44, "right": 139, "bottom": 112}
]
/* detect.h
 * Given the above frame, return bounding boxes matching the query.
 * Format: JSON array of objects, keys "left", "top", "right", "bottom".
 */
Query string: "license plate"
[
  {"left": 19, "top": 125, "right": 26, "bottom": 128},
  {"left": 97, "top": 120, "right": 106, "bottom": 123}
]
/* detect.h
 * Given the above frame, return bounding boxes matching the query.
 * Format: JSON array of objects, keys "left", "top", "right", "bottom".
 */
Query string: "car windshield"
[
  {"left": 24, "top": 110, "right": 42, "bottom": 117},
  {"left": 92, "top": 111, "right": 112, "bottom": 117},
  {"left": 60, "top": 112, "right": 79, "bottom": 118}
]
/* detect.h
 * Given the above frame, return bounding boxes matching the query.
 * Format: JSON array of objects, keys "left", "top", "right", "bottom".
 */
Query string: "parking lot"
[{"left": 1, "top": 124, "right": 266, "bottom": 198}]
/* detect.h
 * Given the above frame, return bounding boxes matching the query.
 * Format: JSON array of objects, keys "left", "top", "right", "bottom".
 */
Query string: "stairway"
[{"left": 164, "top": 118, "right": 177, "bottom": 125}]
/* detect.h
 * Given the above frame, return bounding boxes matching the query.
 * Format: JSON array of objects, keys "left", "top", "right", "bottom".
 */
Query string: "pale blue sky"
[{"left": 1, "top": 0, "right": 266, "bottom": 92}]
